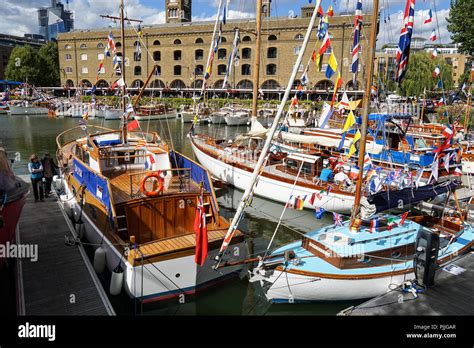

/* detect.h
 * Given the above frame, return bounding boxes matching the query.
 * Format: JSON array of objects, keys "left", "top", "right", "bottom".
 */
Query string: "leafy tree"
[
  {"left": 5, "top": 45, "right": 45, "bottom": 85},
  {"left": 447, "top": 0, "right": 474, "bottom": 55},
  {"left": 397, "top": 51, "right": 453, "bottom": 97},
  {"left": 38, "top": 42, "right": 60, "bottom": 87}
]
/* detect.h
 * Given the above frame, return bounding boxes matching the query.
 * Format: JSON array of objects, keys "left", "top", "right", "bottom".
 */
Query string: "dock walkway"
[
  {"left": 17, "top": 176, "right": 115, "bottom": 316},
  {"left": 340, "top": 251, "right": 474, "bottom": 316}
]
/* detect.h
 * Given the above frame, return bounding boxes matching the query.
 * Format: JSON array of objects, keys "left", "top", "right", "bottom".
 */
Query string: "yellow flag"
[
  {"left": 342, "top": 110, "right": 356, "bottom": 132},
  {"left": 348, "top": 130, "right": 361, "bottom": 158}
]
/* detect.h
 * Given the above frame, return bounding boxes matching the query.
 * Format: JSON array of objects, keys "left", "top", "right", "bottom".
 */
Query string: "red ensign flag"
[{"left": 194, "top": 195, "right": 208, "bottom": 266}]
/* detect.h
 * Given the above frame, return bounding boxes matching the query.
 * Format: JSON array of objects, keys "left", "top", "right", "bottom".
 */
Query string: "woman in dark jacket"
[{"left": 41, "top": 153, "right": 58, "bottom": 197}]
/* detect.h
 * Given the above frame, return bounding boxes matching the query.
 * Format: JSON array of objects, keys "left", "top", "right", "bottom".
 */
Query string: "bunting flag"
[
  {"left": 351, "top": 0, "right": 363, "bottom": 82},
  {"left": 400, "top": 211, "right": 409, "bottom": 226},
  {"left": 137, "top": 24, "right": 142, "bottom": 37},
  {"left": 369, "top": 218, "right": 379, "bottom": 233},
  {"left": 348, "top": 130, "right": 361, "bottom": 158},
  {"left": 135, "top": 41, "right": 142, "bottom": 61},
  {"left": 311, "top": 50, "right": 318, "bottom": 62},
  {"left": 97, "top": 60, "right": 104, "bottom": 75},
  {"left": 111, "top": 77, "right": 125, "bottom": 90},
  {"left": 433, "top": 64, "right": 441, "bottom": 78},
  {"left": 424, "top": 9, "right": 433, "bottom": 24},
  {"left": 222, "top": 0, "right": 230, "bottom": 25},
  {"left": 330, "top": 72, "right": 342, "bottom": 107},
  {"left": 106, "top": 31, "right": 116, "bottom": 57},
  {"left": 364, "top": 153, "right": 373, "bottom": 171},
  {"left": 387, "top": 217, "right": 397, "bottom": 231},
  {"left": 301, "top": 70, "right": 309, "bottom": 86},
  {"left": 431, "top": 156, "right": 439, "bottom": 182},
  {"left": 317, "top": 15, "right": 330, "bottom": 40},
  {"left": 318, "top": 102, "right": 333, "bottom": 128},
  {"left": 127, "top": 119, "right": 139, "bottom": 132},
  {"left": 443, "top": 126, "right": 453, "bottom": 141},
  {"left": 431, "top": 48, "right": 438, "bottom": 59},
  {"left": 135, "top": 138, "right": 147, "bottom": 149},
  {"left": 297, "top": 84, "right": 304, "bottom": 99},
  {"left": 342, "top": 110, "right": 356, "bottom": 132},
  {"left": 315, "top": 207, "right": 325, "bottom": 219},
  {"left": 317, "top": 5, "right": 324, "bottom": 17},
  {"left": 443, "top": 152, "right": 450, "bottom": 170},
  {"left": 338, "top": 91, "right": 350, "bottom": 112},
  {"left": 319, "top": 32, "right": 331, "bottom": 56},
  {"left": 327, "top": 5, "right": 334, "bottom": 17},
  {"left": 194, "top": 193, "right": 208, "bottom": 266},
  {"left": 295, "top": 196, "right": 306, "bottom": 210},
  {"left": 145, "top": 153, "right": 156, "bottom": 170},
  {"left": 430, "top": 29, "right": 437, "bottom": 42},
  {"left": 454, "top": 167, "right": 463, "bottom": 177},
  {"left": 437, "top": 78, "right": 443, "bottom": 89},
  {"left": 333, "top": 212, "right": 343, "bottom": 227},
  {"left": 395, "top": 0, "right": 416, "bottom": 83},
  {"left": 223, "top": 29, "right": 240, "bottom": 88},
  {"left": 285, "top": 195, "right": 294, "bottom": 209},
  {"left": 325, "top": 52, "right": 338, "bottom": 79}
]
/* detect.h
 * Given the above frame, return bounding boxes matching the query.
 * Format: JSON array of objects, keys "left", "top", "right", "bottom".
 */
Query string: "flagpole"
[
  {"left": 352, "top": 0, "right": 380, "bottom": 218},
  {"left": 214, "top": 0, "right": 323, "bottom": 267},
  {"left": 251, "top": 0, "right": 263, "bottom": 119},
  {"left": 119, "top": 0, "right": 128, "bottom": 144},
  {"left": 463, "top": 69, "right": 473, "bottom": 132}
]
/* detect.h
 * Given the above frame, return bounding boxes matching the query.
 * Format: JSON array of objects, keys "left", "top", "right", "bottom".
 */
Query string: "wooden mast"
[
  {"left": 251, "top": 0, "right": 263, "bottom": 119},
  {"left": 352, "top": 0, "right": 380, "bottom": 218},
  {"left": 463, "top": 68, "right": 473, "bottom": 132}
]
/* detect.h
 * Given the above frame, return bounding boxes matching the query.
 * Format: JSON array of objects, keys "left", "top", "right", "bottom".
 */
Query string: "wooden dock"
[
  {"left": 17, "top": 176, "right": 115, "bottom": 316},
  {"left": 339, "top": 251, "right": 474, "bottom": 316}
]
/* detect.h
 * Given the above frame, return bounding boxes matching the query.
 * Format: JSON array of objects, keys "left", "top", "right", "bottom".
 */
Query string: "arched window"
[
  {"left": 65, "top": 44, "right": 72, "bottom": 50},
  {"left": 195, "top": 38, "right": 204, "bottom": 44},
  {"left": 153, "top": 40, "right": 161, "bottom": 46},
  {"left": 241, "top": 64, "right": 251, "bottom": 76},
  {"left": 220, "top": 37, "right": 227, "bottom": 43},
  {"left": 242, "top": 48, "right": 251, "bottom": 59},
  {"left": 174, "top": 65, "right": 182, "bottom": 75},
  {"left": 268, "top": 35, "right": 277, "bottom": 41},
  {"left": 65, "top": 79, "right": 74, "bottom": 87},
  {"left": 314, "top": 79, "right": 334, "bottom": 90},
  {"left": 218, "top": 48, "right": 227, "bottom": 60},
  {"left": 134, "top": 66, "right": 142, "bottom": 76},
  {"left": 346, "top": 80, "right": 361, "bottom": 90},
  {"left": 218, "top": 64, "right": 227, "bottom": 75},
  {"left": 267, "top": 47, "right": 277, "bottom": 59},
  {"left": 174, "top": 39, "right": 182, "bottom": 45},
  {"left": 214, "top": 79, "right": 225, "bottom": 88},
  {"left": 132, "top": 80, "right": 144, "bottom": 89},
  {"left": 266, "top": 64, "right": 277, "bottom": 75},
  {"left": 242, "top": 36, "right": 251, "bottom": 42},
  {"left": 150, "top": 79, "right": 165, "bottom": 88},
  {"left": 97, "top": 43, "right": 104, "bottom": 49},
  {"left": 295, "top": 33, "right": 304, "bottom": 40},
  {"left": 236, "top": 80, "right": 253, "bottom": 89},
  {"left": 97, "top": 80, "right": 109, "bottom": 88},
  {"left": 195, "top": 65, "right": 204, "bottom": 76},
  {"left": 81, "top": 79, "right": 92, "bottom": 87},
  {"left": 153, "top": 51, "right": 161, "bottom": 61},
  {"left": 115, "top": 42, "right": 122, "bottom": 48},
  {"left": 261, "top": 80, "right": 280, "bottom": 90},
  {"left": 193, "top": 79, "right": 204, "bottom": 89},
  {"left": 195, "top": 49, "right": 204, "bottom": 61},
  {"left": 174, "top": 50, "right": 182, "bottom": 61},
  {"left": 80, "top": 43, "right": 87, "bottom": 49},
  {"left": 170, "top": 79, "right": 186, "bottom": 89}
]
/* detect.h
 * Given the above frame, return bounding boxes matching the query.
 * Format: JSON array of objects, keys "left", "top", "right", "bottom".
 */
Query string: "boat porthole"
[
  {"left": 175, "top": 273, "right": 180, "bottom": 278},
  {"left": 392, "top": 251, "right": 401, "bottom": 259},
  {"left": 359, "top": 256, "right": 371, "bottom": 264}
]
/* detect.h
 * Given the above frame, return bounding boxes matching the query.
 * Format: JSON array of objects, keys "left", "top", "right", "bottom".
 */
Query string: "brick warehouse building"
[{"left": 57, "top": 2, "right": 371, "bottom": 97}]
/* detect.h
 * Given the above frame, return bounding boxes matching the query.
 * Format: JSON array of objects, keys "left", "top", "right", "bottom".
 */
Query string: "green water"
[{"left": 0, "top": 114, "right": 361, "bottom": 315}]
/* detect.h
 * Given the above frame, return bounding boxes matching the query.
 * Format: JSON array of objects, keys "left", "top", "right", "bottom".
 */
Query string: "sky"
[{"left": 0, "top": 0, "right": 453, "bottom": 45}]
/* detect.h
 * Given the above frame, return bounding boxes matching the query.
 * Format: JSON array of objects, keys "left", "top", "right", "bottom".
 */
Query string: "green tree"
[
  {"left": 5, "top": 45, "right": 45, "bottom": 85},
  {"left": 397, "top": 52, "right": 453, "bottom": 97},
  {"left": 447, "top": 0, "right": 474, "bottom": 55},
  {"left": 38, "top": 42, "right": 60, "bottom": 87}
]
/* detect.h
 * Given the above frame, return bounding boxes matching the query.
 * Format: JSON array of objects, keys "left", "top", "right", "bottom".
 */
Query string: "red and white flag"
[
  {"left": 433, "top": 65, "right": 440, "bottom": 78},
  {"left": 194, "top": 194, "right": 208, "bottom": 266},
  {"left": 431, "top": 48, "right": 438, "bottom": 59},
  {"left": 424, "top": 9, "right": 433, "bottom": 24},
  {"left": 319, "top": 32, "right": 331, "bottom": 56},
  {"left": 430, "top": 29, "right": 437, "bottom": 42},
  {"left": 454, "top": 167, "right": 463, "bottom": 177}
]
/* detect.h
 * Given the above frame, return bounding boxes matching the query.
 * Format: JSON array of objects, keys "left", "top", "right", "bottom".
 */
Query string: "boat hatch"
[
  {"left": 93, "top": 134, "right": 122, "bottom": 147},
  {"left": 287, "top": 153, "right": 320, "bottom": 164}
]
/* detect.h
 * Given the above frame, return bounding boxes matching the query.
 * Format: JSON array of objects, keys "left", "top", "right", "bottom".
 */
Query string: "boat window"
[
  {"left": 415, "top": 138, "right": 426, "bottom": 149},
  {"left": 302, "top": 162, "right": 313, "bottom": 175},
  {"left": 392, "top": 251, "right": 402, "bottom": 259},
  {"left": 286, "top": 159, "right": 298, "bottom": 169},
  {"left": 359, "top": 256, "right": 371, "bottom": 264}
]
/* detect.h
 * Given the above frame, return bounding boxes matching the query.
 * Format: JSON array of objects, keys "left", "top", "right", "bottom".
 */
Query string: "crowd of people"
[{"left": 27, "top": 153, "right": 58, "bottom": 202}]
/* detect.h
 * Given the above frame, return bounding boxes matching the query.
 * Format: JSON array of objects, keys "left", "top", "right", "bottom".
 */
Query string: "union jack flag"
[
  {"left": 333, "top": 213, "right": 343, "bottom": 227},
  {"left": 351, "top": 0, "right": 363, "bottom": 82},
  {"left": 395, "top": 0, "right": 416, "bottom": 83}
]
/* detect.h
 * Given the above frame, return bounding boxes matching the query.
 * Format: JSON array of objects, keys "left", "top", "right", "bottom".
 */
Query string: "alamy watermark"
[{"left": 0, "top": 242, "right": 38, "bottom": 262}]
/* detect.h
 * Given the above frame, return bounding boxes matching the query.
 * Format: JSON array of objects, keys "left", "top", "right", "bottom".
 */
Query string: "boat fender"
[
  {"left": 284, "top": 250, "right": 296, "bottom": 262},
  {"left": 109, "top": 265, "right": 124, "bottom": 296},
  {"left": 74, "top": 220, "right": 85, "bottom": 239},
  {"left": 140, "top": 171, "right": 165, "bottom": 198},
  {"left": 93, "top": 246, "right": 107, "bottom": 274},
  {"left": 64, "top": 201, "right": 74, "bottom": 220}
]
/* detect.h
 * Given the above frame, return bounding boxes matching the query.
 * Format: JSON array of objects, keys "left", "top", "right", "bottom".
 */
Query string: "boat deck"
[
  {"left": 17, "top": 177, "right": 114, "bottom": 315},
  {"left": 108, "top": 170, "right": 201, "bottom": 205},
  {"left": 340, "top": 251, "right": 474, "bottom": 315}
]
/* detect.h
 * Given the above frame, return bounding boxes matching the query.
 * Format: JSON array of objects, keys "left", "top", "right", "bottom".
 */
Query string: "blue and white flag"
[
  {"left": 223, "top": 29, "right": 240, "bottom": 88},
  {"left": 351, "top": 0, "right": 363, "bottom": 82}
]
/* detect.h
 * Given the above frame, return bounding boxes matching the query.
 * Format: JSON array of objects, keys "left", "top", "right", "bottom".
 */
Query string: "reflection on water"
[{"left": 0, "top": 114, "right": 360, "bottom": 315}]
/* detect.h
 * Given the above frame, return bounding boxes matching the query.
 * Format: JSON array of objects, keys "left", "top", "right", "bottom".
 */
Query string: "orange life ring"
[{"left": 140, "top": 171, "right": 165, "bottom": 198}]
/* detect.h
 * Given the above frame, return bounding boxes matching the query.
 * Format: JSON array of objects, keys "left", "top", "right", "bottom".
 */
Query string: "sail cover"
[{"left": 367, "top": 181, "right": 458, "bottom": 213}]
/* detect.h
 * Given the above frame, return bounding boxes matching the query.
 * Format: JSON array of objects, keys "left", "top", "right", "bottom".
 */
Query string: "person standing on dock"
[
  {"left": 41, "top": 153, "right": 58, "bottom": 198},
  {"left": 28, "top": 154, "right": 44, "bottom": 202}
]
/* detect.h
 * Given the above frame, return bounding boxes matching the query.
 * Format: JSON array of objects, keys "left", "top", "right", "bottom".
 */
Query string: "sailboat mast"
[
  {"left": 214, "top": 0, "right": 323, "bottom": 266},
  {"left": 120, "top": 0, "right": 128, "bottom": 143},
  {"left": 352, "top": 0, "right": 380, "bottom": 217},
  {"left": 463, "top": 69, "right": 473, "bottom": 132},
  {"left": 251, "top": 0, "right": 263, "bottom": 118}
]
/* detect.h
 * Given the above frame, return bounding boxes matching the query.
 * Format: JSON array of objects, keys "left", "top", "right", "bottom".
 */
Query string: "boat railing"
[
  {"left": 56, "top": 125, "right": 115, "bottom": 149},
  {"left": 126, "top": 168, "right": 194, "bottom": 200}
]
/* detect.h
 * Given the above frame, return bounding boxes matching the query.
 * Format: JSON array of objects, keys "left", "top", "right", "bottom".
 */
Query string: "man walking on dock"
[{"left": 28, "top": 154, "right": 44, "bottom": 202}]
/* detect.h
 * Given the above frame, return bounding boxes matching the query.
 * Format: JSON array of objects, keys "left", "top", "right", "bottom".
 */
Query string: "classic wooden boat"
[
  {"left": 0, "top": 147, "right": 29, "bottom": 269},
  {"left": 254, "top": 214, "right": 474, "bottom": 302},
  {"left": 8, "top": 101, "right": 50, "bottom": 115},
  {"left": 56, "top": 125, "right": 246, "bottom": 302},
  {"left": 134, "top": 105, "right": 177, "bottom": 121}
]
